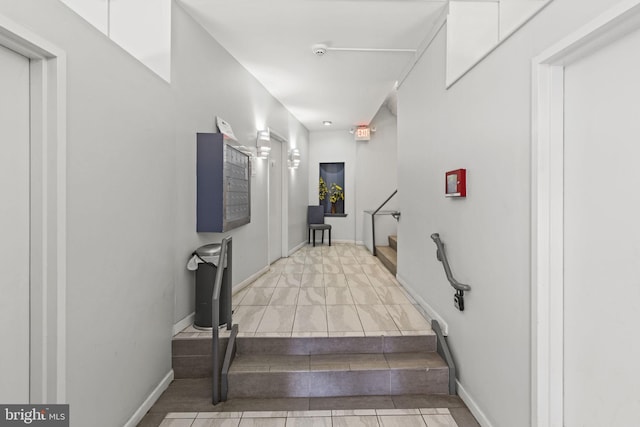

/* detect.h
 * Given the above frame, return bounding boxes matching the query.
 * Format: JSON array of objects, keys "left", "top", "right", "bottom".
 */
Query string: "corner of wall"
[
  {"left": 396, "top": 273, "right": 449, "bottom": 335},
  {"left": 123, "top": 370, "right": 174, "bottom": 427},
  {"left": 456, "top": 381, "right": 494, "bottom": 427},
  {"left": 289, "top": 240, "right": 307, "bottom": 256},
  {"left": 172, "top": 312, "right": 195, "bottom": 336}
]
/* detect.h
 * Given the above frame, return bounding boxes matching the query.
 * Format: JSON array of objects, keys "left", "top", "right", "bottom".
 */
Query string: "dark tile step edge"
[
  {"left": 172, "top": 355, "right": 212, "bottom": 379},
  {"left": 389, "top": 235, "right": 397, "bottom": 251},
  {"left": 172, "top": 336, "right": 438, "bottom": 378},
  {"left": 227, "top": 368, "right": 449, "bottom": 399},
  {"left": 173, "top": 335, "right": 436, "bottom": 357},
  {"left": 375, "top": 246, "right": 397, "bottom": 276}
]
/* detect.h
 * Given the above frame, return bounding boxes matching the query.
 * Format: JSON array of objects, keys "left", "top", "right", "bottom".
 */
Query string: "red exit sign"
[{"left": 355, "top": 126, "right": 370, "bottom": 141}]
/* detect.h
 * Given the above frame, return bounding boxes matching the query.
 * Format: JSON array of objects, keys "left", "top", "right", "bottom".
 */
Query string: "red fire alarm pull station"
[{"left": 445, "top": 169, "right": 466, "bottom": 197}]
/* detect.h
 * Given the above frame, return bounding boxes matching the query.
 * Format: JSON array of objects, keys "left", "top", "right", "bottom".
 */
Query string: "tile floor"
[
  {"left": 176, "top": 243, "right": 432, "bottom": 339},
  {"left": 159, "top": 408, "right": 459, "bottom": 427}
]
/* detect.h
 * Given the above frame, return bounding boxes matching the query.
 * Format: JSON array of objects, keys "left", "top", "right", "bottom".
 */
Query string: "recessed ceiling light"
[{"left": 322, "top": 121, "right": 332, "bottom": 126}]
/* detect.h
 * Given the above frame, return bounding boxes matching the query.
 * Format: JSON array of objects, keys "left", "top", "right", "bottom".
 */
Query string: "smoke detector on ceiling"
[{"left": 312, "top": 44, "right": 328, "bottom": 56}]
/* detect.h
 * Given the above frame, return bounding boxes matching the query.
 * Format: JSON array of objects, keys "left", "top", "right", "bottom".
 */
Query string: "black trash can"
[{"left": 193, "top": 243, "right": 231, "bottom": 330}]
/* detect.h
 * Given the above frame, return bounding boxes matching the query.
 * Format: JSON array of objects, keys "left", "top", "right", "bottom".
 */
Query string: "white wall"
[
  {"left": 0, "top": 1, "right": 308, "bottom": 425},
  {"left": 396, "top": 0, "right": 624, "bottom": 426},
  {"left": 354, "top": 106, "right": 398, "bottom": 247},
  {"left": 58, "top": 0, "right": 108, "bottom": 33},
  {"left": 171, "top": 1, "right": 309, "bottom": 324},
  {"left": 308, "top": 105, "right": 398, "bottom": 245},
  {"left": 446, "top": 1, "right": 499, "bottom": 86},
  {"left": 109, "top": 0, "right": 171, "bottom": 81},
  {"left": 60, "top": 0, "right": 171, "bottom": 81},
  {"left": 2, "top": 4, "right": 176, "bottom": 425}
]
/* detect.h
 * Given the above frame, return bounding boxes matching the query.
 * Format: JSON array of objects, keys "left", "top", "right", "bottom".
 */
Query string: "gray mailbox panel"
[{"left": 197, "top": 133, "right": 251, "bottom": 232}]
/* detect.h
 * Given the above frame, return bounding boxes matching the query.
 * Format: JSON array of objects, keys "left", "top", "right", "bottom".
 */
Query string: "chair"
[{"left": 307, "top": 205, "right": 331, "bottom": 247}]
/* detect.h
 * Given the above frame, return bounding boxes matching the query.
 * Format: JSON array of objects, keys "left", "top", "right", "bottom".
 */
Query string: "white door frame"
[
  {"left": 268, "top": 129, "right": 289, "bottom": 261},
  {"left": 531, "top": 1, "right": 640, "bottom": 425},
  {"left": 0, "top": 15, "right": 67, "bottom": 404}
]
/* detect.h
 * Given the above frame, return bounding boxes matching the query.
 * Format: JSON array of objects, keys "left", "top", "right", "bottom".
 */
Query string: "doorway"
[
  {"left": 532, "top": 3, "right": 640, "bottom": 425},
  {"left": 0, "top": 17, "right": 67, "bottom": 403},
  {"left": 269, "top": 138, "right": 283, "bottom": 264},
  {"left": 562, "top": 24, "right": 640, "bottom": 427},
  {"left": 0, "top": 43, "right": 31, "bottom": 403},
  {"left": 268, "top": 131, "right": 289, "bottom": 264}
]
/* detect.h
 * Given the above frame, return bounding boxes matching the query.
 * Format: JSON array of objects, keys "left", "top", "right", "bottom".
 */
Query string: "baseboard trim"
[
  {"left": 173, "top": 313, "right": 195, "bottom": 336},
  {"left": 297, "top": 239, "right": 357, "bottom": 246},
  {"left": 396, "top": 273, "right": 449, "bottom": 335},
  {"left": 123, "top": 369, "right": 174, "bottom": 427},
  {"left": 232, "top": 266, "right": 270, "bottom": 294},
  {"left": 456, "top": 380, "right": 493, "bottom": 427},
  {"left": 289, "top": 241, "right": 307, "bottom": 255},
  {"left": 394, "top": 275, "right": 488, "bottom": 425},
  {"left": 173, "top": 265, "right": 270, "bottom": 335}
]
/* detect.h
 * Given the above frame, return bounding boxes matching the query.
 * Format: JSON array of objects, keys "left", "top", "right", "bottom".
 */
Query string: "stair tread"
[
  {"left": 230, "top": 352, "right": 447, "bottom": 374},
  {"left": 227, "top": 351, "right": 450, "bottom": 398},
  {"left": 233, "top": 334, "right": 435, "bottom": 356},
  {"left": 376, "top": 245, "right": 397, "bottom": 260}
]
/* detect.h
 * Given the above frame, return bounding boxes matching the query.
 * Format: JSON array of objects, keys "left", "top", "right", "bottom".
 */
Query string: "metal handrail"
[
  {"left": 430, "top": 233, "right": 470, "bottom": 292},
  {"left": 431, "top": 320, "right": 457, "bottom": 395},
  {"left": 372, "top": 190, "right": 397, "bottom": 216},
  {"left": 371, "top": 190, "right": 398, "bottom": 256},
  {"left": 212, "top": 236, "right": 232, "bottom": 405},
  {"left": 221, "top": 323, "right": 239, "bottom": 401}
]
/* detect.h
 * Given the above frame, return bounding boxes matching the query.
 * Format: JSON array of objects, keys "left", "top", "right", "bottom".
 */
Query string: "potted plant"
[
  {"left": 319, "top": 177, "right": 328, "bottom": 205},
  {"left": 329, "top": 183, "right": 344, "bottom": 214}
]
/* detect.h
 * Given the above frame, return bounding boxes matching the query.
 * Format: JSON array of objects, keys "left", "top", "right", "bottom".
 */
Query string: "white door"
[
  {"left": 563, "top": 28, "right": 640, "bottom": 426},
  {"left": 269, "top": 140, "right": 283, "bottom": 264},
  {"left": 0, "top": 44, "right": 31, "bottom": 403}
]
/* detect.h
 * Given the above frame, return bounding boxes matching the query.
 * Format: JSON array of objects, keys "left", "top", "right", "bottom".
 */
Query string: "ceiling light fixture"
[{"left": 322, "top": 121, "right": 333, "bottom": 127}]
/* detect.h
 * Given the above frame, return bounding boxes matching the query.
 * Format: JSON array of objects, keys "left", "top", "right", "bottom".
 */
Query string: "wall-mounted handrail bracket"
[{"left": 430, "top": 233, "right": 470, "bottom": 311}]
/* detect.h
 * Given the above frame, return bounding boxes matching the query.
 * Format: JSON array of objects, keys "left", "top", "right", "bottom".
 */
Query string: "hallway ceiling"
[{"left": 178, "top": 0, "right": 447, "bottom": 131}]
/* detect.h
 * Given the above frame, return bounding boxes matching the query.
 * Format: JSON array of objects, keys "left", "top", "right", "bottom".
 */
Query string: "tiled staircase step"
[
  {"left": 375, "top": 245, "right": 397, "bottom": 276},
  {"left": 388, "top": 235, "right": 397, "bottom": 251},
  {"left": 172, "top": 335, "right": 436, "bottom": 379},
  {"left": 236, "top": 335, "right": 435, "bottom": 356},
  {"left": 172, "top": 337, "right": 228, "bottom": 379},
  {"left": 227, "top": 352, "right": 448, "bottom": 398}
]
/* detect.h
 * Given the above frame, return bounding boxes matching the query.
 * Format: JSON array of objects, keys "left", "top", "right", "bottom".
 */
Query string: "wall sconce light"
[
  {"left": 288, "top": 148, "right": 301, "bottom": 169},
  {"left": 256, "top": 128, "right": 271, "bottom": 159}
]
